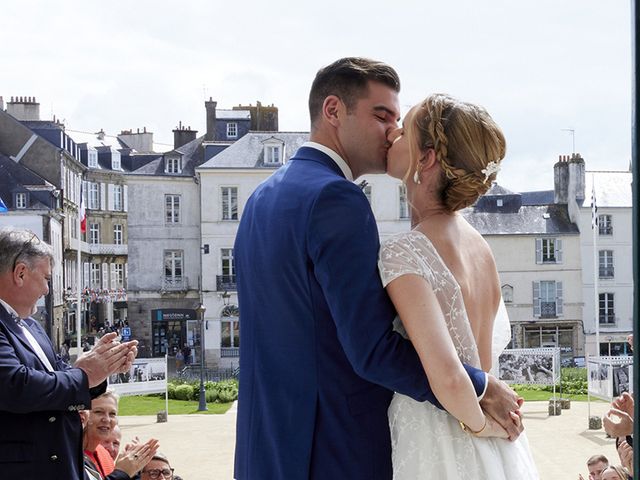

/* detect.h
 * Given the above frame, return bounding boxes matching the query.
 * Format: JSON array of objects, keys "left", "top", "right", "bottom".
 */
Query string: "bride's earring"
[{"left": 413, "top": 169, "right": 421, "bottom": 184}]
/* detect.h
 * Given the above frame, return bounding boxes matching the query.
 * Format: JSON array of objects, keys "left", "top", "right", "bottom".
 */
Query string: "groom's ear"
[{"left": 323, "top": 95, "right": 342, "bottom": 127}]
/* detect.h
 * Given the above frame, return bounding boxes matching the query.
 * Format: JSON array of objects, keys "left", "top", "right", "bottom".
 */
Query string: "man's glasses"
[
  {"left": 142, "top": 468, "right": 174, "bottom": 479},
  {"left": 12, "top": 232, "right": 38, "bottom": 271}
]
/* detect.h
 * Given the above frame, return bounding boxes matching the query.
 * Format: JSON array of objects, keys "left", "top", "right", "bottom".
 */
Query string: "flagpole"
[
  {"left": 76, "top": 183, "right": 82, "bottom": 353},
  {"left": 592, "top": 175, "right": 600, "bottom": 357}
]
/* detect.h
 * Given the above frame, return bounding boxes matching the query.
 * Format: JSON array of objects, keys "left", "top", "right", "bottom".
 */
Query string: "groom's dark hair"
[{"left": 308, "top": 57, "right": 400, "bottom": 126}]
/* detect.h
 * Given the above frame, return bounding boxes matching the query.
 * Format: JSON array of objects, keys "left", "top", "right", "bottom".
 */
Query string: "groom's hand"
[{"left": 479, "top": 374, "right": 524, "bottom": 441}]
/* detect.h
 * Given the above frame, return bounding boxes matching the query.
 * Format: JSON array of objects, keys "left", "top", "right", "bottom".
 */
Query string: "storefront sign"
[{"left": 152, "top": 308, "right": 197, "bottom": 322}]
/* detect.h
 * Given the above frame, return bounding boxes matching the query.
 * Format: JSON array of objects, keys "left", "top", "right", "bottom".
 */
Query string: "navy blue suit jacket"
[
  {"left": 0, "top": 303, "right": 103, "bottom": 479},
  {"left": 233, "top": 147, "right": 486, "bottom": 479}
]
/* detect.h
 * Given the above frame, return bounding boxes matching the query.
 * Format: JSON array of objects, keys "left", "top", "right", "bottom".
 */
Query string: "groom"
[{"left": 233, "top": 57, "right": 522, "bottom": 480}]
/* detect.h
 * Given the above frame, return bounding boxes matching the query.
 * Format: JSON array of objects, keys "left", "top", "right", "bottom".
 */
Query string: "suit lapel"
[
  {"left": 0, "top": 304, "right": 56, "bottom": 370},
  {"left": 23, "top": 318, "right": 58, "bottom": 369}
]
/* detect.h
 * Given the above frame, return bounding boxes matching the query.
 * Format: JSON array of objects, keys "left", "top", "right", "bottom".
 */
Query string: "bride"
[{"left": 379, "top": 93, "right": 539, "bottom": 479}]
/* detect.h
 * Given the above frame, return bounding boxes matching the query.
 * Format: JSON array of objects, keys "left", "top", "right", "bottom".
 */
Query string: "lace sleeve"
[{"left": 378, "top": 233, "right": 435, "bottom": 288}]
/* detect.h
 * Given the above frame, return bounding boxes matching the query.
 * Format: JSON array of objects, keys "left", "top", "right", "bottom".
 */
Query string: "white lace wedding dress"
[{"left": 379, "top": 231, "right": 539, "bottom": 479}]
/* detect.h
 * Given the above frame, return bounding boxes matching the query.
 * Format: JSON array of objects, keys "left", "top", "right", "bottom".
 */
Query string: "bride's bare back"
[{"left": 416, "top": 212, "right": 501, "bottom": 372}]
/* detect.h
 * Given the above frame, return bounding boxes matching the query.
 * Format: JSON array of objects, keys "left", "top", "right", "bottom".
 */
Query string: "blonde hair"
[
  {"left": 406, "top": 93, "right": 506, "bottom": 211},
  {"left": 602, "top": 465, "right": 630, "bottom": 479}
]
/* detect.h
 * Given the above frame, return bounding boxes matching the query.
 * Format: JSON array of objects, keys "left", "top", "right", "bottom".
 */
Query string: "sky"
[{"left": 1, "top": 0, "right": 632, "bottom": 192}]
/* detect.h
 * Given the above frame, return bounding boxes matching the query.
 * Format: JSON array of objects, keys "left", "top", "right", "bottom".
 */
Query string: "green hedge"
[{"left": 165, "top": 378, "right": 239, "bottom": 403}]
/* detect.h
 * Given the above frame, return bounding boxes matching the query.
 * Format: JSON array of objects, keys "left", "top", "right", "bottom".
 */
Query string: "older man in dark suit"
[{"left": 0, "top": 227, "right": 137, "bottom": 479}]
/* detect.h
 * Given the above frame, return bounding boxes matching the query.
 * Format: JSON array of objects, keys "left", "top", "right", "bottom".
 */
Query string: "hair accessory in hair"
[{"left": 481, "top": 161, "right": 501, "bottom": 184}]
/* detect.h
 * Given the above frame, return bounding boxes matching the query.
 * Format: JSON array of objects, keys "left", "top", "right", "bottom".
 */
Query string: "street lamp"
[{"left": 195, "top": 303, "right": 207, "bottom": 411}]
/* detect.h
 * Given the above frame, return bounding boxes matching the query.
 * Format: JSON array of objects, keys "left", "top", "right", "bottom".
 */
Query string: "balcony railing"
[
  {"left": 216, "top": 274, "right": 237, "bottom": 291},
  {"left": 540, "top": 302, "right": 557, "bottom": 318},
  {"left": 221, "top": 347, "right": 240, "bottom": 358},
  {"left": 599, "top": 267, "right": 615, "bottom": 279},
  {"left": 162, "top": 276, "right": 189, "bottom": 291},
  {"left": 599, "top": 314, "right": 618, "bottom": 325},
  {"left": 599, "top": 226, "right": 613, "bottom": 235},
  {"left": 88, "top": 244, "right": 128, "bottom": 256}
]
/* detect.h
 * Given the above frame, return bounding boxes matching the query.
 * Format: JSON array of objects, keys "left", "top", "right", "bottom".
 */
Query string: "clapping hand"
[
  {"left": 115, "top": 438, "right": 159, "bottom": 477},
  {"left": 603, "top": 407, "right": 633, "bottom": 437},
  {"left": 74, "top": 332, "right": 139, "bottom": 387}
]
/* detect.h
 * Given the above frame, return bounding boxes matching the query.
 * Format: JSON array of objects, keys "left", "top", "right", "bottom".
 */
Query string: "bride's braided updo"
[{"left": 408, "top": 94, "right": 506, "bottom": 211}]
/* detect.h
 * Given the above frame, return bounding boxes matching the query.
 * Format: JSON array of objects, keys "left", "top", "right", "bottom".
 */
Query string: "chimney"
[
  {"left": 234, "top": 101, "right": 279, "bottom": 131},
  {"left": 118, "top": 127, "right": 154, "bottom": 152},
  {"left": 172, "top": 121, "right": 198, "bottom": 149},
  {"left": 0, "top": 96, "right": 4, "bottom": 111},
  {"left": 567, "top": 153, "right": 585, "bottom": 202},
  {"left": 553, "top": 155, "right": 569, "bottom": 204},
  {"left": 7, "top": 96, "right": 40, "bottom": 121},
  {"left": 205, "top": 97, "right": 217, "bottom": 141}
]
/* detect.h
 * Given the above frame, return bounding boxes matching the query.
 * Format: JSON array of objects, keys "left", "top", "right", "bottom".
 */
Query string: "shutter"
[
  {"left": 111, "top": 263, "right": 117, "bottom": 289},
  {"left": 108, "top": 184, "right": 115, "bottom": 211},
  {"left": 82, "top": 181, "right": 88, "bottom": 207},
  {"left": 83, "top": 262, "right": 90, "bottom": 289},
  {"left": 100, "top": 183, "right": 106, "bottom": 210},
  {"left": 535, "top": 238, "right": 542, "bottom": 264},
  {"left": 533, "top": 281, "right": 541, "bottom": 316},
  {"left": 102, "top": 263, "right": 109, "bottom": 289},
  {"left": 123, "top": 185, "right": 128, "bottom": 212},
  {"left": 556, "top": 281, "right": 563, "bottom": 316},
  {"left": 124, "top": 263, "right": 128, "bottom": 289},
  {"left": 555, "top": 239, "right": 563, "bottom": 264}
]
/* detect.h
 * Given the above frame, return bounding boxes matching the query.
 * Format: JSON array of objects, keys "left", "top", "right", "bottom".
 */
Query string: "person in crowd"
[
  {"left": 100, "top": 424, "right": 122, "bottom": 461},
  {"left": 583, "top": 455, "right": 610, "bottom": 480},
  {"left": 82, "top": 391, "right": 159, "bottom": 479},
  {"left": 604, "top": 392, "right": 634, "bottom": 438},
  {"left": 0, "top": 227, "right": 137, "bottom": 479},
  {"left": 601, "top": 465, "right": 632, "bottom": 480},
  {"left": 140, "top": 453, "right": 177, "bottom": 480},
  {"left": 616, "top": 437, "right": 633, "bottom": 479}
]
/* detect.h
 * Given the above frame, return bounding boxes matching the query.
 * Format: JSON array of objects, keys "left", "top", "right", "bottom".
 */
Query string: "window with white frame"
[
  {"left": 113, "top": 224, "right": 123, "bottom": 245},
  {"left": 221, "top": 187, "right": 238, "bottom": 220},
  {"left": 113, "top": 185, "right": 123, "bottom": 211},
  {"left": 264, "top": 145, "right": 282, "bottom": 165},
  {"left": 165, "top": 156, "right": 181, "bottom": 174},
  {"left": 227, "top": 122, "right": 238, "bottom": 139},
  {"left": 89, "top": 223, "right": 100, "bottom": 244},
  {"left": 221, "top": 248, "right": 235, "bottom": 277},
  {"left": 399, "top": 184, "right": 409, "bottom": 219},
  {"left": 501, "top": 284, "right": 514, "bottom": 303},
  {"left": 90, "top": 263, "right": 101, "bottom": 288},
  {"left": 88, "top": 182, "right": 100, "bottom": 210},
  {"left": 599, "top": 293, "right": 615, "bottom": 324},
  {"left": 165, "top": 195, "right": 181, "bottom": 224},
  {"left": 15, "top": 192, "right": 27, "bottom": 209},
  {"left": 221, "top": 305, "right": 240, "bottom": 348},
  {"left": 599, "top": 250, "right": 614, "bottom": 278},
  {"left": 88, "top": 150, "right": 98, "bottom": 168},
  {"left": 533, "top": 280, "right": 563, "bottom": 318},
  {"left": 113, "top": 264, "right": 125, "bottom": 288},
  {"left": 598, "top": 214, "right": 613, "bottom": 235},
  {"left": 535, "top": 238, "right": 562, "bottom": 264},
  {"left": 111, "top": 151, "right": 121, "bottom": 170},
  {"left": 164, "top": 250, "right": 183, "bottom": 281}
]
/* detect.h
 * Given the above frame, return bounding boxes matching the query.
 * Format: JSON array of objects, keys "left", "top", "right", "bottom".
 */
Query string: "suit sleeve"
[
  {"left": 0, "top": 327, "right": 92, "bottom": 413},
  {"left": 307, "top": 181, "right": 486, "bottom": 404}
]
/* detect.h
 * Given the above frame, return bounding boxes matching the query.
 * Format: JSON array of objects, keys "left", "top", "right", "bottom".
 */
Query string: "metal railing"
[
  {"left": 162, "top": 276, "right": 189, "bottom": 291},
  {"left": 174, "top": 365, "right": 239, "bottom": 382},
  {"left": 216, "top": 275, "right": 237, "bottom": 291}
]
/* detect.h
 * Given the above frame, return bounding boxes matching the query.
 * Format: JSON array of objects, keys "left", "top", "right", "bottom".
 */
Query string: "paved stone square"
[{"left": 119, "top": 400, "right": 619, "bottom": 479}]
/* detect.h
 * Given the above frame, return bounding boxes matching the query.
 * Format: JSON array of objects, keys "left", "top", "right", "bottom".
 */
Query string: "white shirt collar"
[
  {"left": 0, "top": 298, "right": 20, "bottom": 319},
  {"left": 302, "top": 142, "right": 354, "bottom": 181}
]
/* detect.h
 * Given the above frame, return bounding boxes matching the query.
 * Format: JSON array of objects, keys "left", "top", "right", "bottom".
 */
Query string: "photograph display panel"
[
  {"left": 588, "top": 356, "right": 633, "bottom": 401},
  {"left": 109, "top": 357, "right": 167, "bottom": 396},
  {"left": 498, "top": 348, "right": 560, "bottom": 386}
]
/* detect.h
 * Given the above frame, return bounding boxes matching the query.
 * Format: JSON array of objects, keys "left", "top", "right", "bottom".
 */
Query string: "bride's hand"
[{"left": 475, "top": 414, "right": 510, "bottom": 439}]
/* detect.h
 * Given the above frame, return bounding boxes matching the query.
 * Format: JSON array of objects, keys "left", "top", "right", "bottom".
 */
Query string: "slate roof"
[
  {"left": 462, "top": 203, "right": 579, "bottom": 235},
  {"left": 521, "top": 190, "right": 555, "bottom": 206},
  {"left": 199, "top": 132, "right": 309, "bottom": 169},
  {"left": 129, "top": 134, "right": 205, "bottom": 176},
  {"left": 0, "top": 153, "right": 55, "bottom": 210}
]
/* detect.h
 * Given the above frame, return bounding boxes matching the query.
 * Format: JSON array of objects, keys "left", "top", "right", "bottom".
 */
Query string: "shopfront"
[{"left": 151, "top": 308, "right": 200, "bottom": 359}]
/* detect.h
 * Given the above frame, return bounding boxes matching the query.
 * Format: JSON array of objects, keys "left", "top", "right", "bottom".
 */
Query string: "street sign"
[{"left": 122, "top": 327, "right": 131, "bottom": 338}]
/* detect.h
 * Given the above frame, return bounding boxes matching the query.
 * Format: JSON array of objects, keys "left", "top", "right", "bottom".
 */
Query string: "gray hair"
[{"left": 0, "top": 227, "right": 54, "bottom": 274}]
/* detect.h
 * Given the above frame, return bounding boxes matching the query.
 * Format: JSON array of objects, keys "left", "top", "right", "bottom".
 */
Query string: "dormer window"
[
  {"left": 227, "top": 122, "right": 238, "bottom": 139},
  {"left": 88, "top": 150, "right": 98, "bottom": 168},
  {"left": 15, "top": 192, "right": 27, "bottom": 209},
  {"left": 111, "top": 150, "right": 121, "bottom": 170},
  {"left": 264, "top": 144, "right": 282, "bottom": 165},
  {"left": 166, "top": 156, "right": 182, "bottom": 174},
  {"left": 496, "top": 198, "right": 503, "bottom": 207}
]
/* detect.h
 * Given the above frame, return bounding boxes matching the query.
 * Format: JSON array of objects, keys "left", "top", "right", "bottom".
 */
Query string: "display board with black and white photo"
[
  {"left": 588, "top": 356, "right": 633, "bottom": 401},
  {"left": 108, "top": 357, "right": 168, "bottom": 396},
  {"left": 498, "top": 348, "right": 561, "bottom": 386}
]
